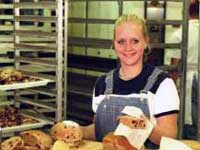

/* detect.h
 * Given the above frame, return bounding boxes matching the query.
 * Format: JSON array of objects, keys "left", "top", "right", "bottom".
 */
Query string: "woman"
[{"left": 81, "top": 14, "right": 180, "bottom": 149}]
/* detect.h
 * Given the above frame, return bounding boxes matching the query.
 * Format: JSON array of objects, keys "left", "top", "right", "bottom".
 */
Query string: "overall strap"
[
  {"left": 143, "top": 67, "right": 163, "bottom": 91},
  {"left": 104, "top": 69, "right": 116, "bottom": 94}
]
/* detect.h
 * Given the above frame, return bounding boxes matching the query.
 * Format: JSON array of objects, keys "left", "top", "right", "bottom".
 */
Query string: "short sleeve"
[
  {"left": 92, "top": 75, "right": 106, "bottom": 113},
  {"left": 154, "top": 78, "right": 180, "bottom": 116}
]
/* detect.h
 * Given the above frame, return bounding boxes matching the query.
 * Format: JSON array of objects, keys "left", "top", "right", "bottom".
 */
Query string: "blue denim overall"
[{"left": 95, "top": 68, "right": 162, "bottom": 149}]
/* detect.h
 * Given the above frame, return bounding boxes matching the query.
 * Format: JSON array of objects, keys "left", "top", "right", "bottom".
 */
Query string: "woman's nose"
[{"left": 125, "top": 42, "right": 133, "bottom": 51}]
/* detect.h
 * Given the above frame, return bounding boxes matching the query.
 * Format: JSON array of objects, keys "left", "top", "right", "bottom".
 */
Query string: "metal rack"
[
  {"left": 67, "top": 0, "right": 189, "bottom": 138},
  {"left": 0, "top": 0, "right": 66, "bottom": 135},
  {"left": 0, "top": 1, "right": 13, "bottom": 59},
  {"left": 13, "top": 0, "right": 65, "bottom": 119},
  {"left": 197, "top": 0, "right": 200, "bottom": 141}
]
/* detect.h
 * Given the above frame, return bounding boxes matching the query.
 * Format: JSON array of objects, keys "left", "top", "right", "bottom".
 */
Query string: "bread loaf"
[
  {"left": 20, "top": 130, "right": 53, "bottom": 150},
  {"left": 50, "top": 121, "right": 83, "bottom": 147},
  {"left": 1, "top": 136, "right": 23, "bottom": 150},
  {"left": 103, "top": 132, "right": 137, "bottom": 150}
]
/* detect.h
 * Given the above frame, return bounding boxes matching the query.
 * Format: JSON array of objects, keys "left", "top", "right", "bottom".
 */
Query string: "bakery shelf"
[
  {"left": 15, "top": 96, "right": 56, "bottom": 112},
  {"left": 15, "top": 56, "right": 57, "bottom": 68},
  {"left": 0, "top": 100, "right": 14, "bottom": 106},
  {"left": 0, "top": 0, "right": 65, "bottom": 137},
  {"left": 0, "top": 77, "right": 51, "bottom": 91},
  {"left": 14, "top": 2, "right": 56, "bottom": 9},
  {"left": 15, "top": 16, "right": 57, "bottom": 23},
  {"left": 14, "top": 30, "right": 57, "bottom": 38},
  {"left": 1, "top": 113, "right": 53, "bottom": 134},
  {"left": 0, "top": 15, "right": 13, "bottom": 20},
  {"left": 26, "top": 87, "right": 57, "bottom": 97},
  {"left": 0, "top": 4, "right": 13, "bottom": 9},
  {"left": 14, "top": 43, "right": 57, "bottom": 53},
  {"left": 19, "top": 64, "right": 55, "bottom": 73},
  {"left": 12, "top": 0, "right": 66, "bottom": 124}
]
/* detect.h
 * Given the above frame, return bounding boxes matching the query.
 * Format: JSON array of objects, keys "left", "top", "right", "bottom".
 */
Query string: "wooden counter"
[
  {"left": 52, "top": 139, "right": 200, "bottom": 150},
  {"left": 52, "top": 140, "right": 103, "bottom": 150},
  {"left": 180, "top": 140, "right": 200, "bottom": 150},
  {"left": 77, "top": 140, "right": 103, "bottom": 150}
]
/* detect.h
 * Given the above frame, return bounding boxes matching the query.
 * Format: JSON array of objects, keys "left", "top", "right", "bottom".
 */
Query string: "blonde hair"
[
  {"left": 113, "top": 14, "right": 151, "bottom": 62},
  {"left": 113, "top": 14, "right": 149, "bottom": 40}
]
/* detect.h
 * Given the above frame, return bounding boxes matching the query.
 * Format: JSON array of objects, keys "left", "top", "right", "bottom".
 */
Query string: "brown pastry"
[
  {"left": 0, "top": 106, "right": 22, "bottom": 128},
  {"left": 0, "top": 68, "right": 40, "bottom": 85},
  {"left": 103, "top": 132, "right": 137, "bottom": 150},
  {"left": 20, "top": 130, "right": 53, "bottom": 150},
  {"left": 1, "top": 136, "right": 23, "bottom": 150},
  {"left": 50, "top": 121, "right": 83, "bottom": 147},
  {"left": 118, "top": 115, "right": 146, "bottom": 129}
]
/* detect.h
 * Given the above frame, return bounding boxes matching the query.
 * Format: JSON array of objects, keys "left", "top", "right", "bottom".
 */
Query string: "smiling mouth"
[{"left": 123, "top": 52, "right": 136, "bottom": 57}]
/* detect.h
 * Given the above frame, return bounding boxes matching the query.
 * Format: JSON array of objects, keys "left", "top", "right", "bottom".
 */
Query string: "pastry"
[
  {"left": 1, "top": 136, "right": 23, "bottom": 150},
  {"left": 50, "top": 121, "right": 83, "bottom": 147},
  {"left": 118, "top": 115, "right": 146, "bottom": 129},
  {"left": 20, "top": 130, "right": 53, "bottom": 150},
  {"left": 103, "top": 132, "right": 137, "bottom": 150},
  {"left": 0, "top": 68, "right": 40, "bottom": 85}
]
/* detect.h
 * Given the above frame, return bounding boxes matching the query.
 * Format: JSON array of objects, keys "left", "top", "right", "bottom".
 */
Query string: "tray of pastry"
[
  {"left": 0, "top": 68, "right": 50, "bottom": 91},
  {"left": 0, "top": 106, "right": 52, "bottom": 134}
]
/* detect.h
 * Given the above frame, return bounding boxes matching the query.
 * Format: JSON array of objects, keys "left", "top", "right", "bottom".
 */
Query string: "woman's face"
[{"left": 114, "top": 21, "right": 148, "bottom": 67}]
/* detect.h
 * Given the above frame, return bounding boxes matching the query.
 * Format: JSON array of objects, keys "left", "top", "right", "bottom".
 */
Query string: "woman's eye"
[
  {"left": 117, "top": 40, "right": 125, "bottom": 45},
  {"left": 132, "top": 39, "right": 139, "bottom": 44}
]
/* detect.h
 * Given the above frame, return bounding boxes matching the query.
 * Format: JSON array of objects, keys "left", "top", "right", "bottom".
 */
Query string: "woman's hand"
[
  {"left": 149, "top": 113, "right": 178, "bottom": 145},
  {"left": 80, "top": 123, "right": 96, "bottom": 141}
]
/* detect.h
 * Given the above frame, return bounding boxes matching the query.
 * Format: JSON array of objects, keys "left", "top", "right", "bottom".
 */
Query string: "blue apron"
[{"left": 95, "top": 68, "right": 162, "bottom": 149}]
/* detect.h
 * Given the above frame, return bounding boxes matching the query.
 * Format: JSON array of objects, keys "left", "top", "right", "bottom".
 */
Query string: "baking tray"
[
  {"left": 0, "top": 78, "right": 50, "bottom": 91},
  {"left": 1, "top": 113, "right": 53, "bottom": 134}
]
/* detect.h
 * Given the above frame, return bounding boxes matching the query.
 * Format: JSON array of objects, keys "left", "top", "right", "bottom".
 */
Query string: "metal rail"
[{"left": 197, "top": 0, "right": 200, "bottom": 140}]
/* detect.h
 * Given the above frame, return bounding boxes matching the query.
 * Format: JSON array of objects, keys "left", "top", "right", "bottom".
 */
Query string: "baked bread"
[
  {"left": 103, "top": 132, "right": 137, "bottom": 150},
  {"left": 0, "top": 106, "right": 22, "bottom": 128},
  {"left": 1, "top": 136, "right": 23, "bottom": 150},
  {"left": 118, "top": 115, "right": 146, "bottom": 129},
  {"left": 52, "top": 140, "right": 70, "bottom": 150},
  {"left": 0, "top": 68, "right": 40, "bottom": 85},
  {"left": 50, "top": 121, "right": 83, "bottom": 147},
  {"left": 20, "top": 130, "right": 53, "bottom": 150}
]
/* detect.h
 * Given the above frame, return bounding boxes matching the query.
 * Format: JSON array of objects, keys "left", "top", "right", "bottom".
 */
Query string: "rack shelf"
[{"left": 0, "top": 0, "right": 66, "bottom": 136}]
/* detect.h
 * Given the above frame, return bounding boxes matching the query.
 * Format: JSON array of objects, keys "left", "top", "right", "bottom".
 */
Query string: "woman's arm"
[
  {"left": 81, "top": 123, "right": 96, "bottom": 140},
  {"left": 149, "top": 77, "right": 179, "bottom": 145},
  {"left": 149, "top": 113, "right": 178, "bottom": 145}
]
